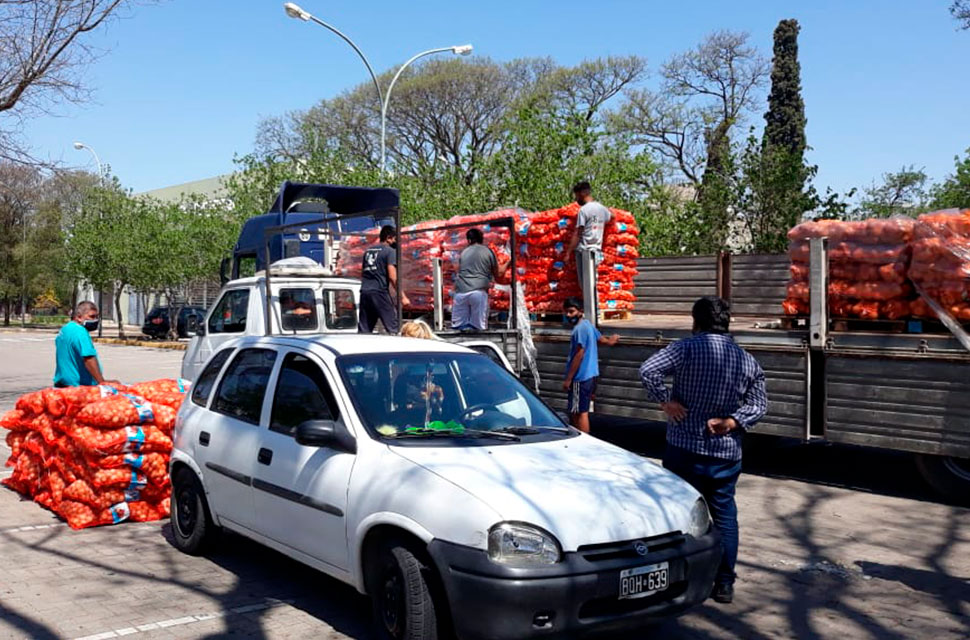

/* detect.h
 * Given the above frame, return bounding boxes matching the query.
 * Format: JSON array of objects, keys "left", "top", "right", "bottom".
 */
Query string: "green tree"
[
  {"left": 930, "top": 149, "right": 970, "bottom": 209},
  {"left": 737, "top": 132, "right": 852, "bottom": 251},
  {"left": 857, "top": 166, "right": 929, "bottom": 218},
  {"left": 615, "top": 31, "right": 769, "bottom": 251},
  {"left": 0, "top": 163, "right": 38, "bottom": 324},
  {"left": 64, "top": 177, "right": 137, "bottom": 337},
  {"left": 741, "top": 18, "right": 813, "bottom": 250},
  {"left": 763, "top": 20, "right": 807, "bottom": 158}
]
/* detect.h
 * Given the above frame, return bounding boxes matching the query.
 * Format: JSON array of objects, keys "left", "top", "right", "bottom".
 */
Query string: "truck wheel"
[
  {"left": 170, "top": 468, "right": 217, "bottom": 555},
  {"left": 370, "top": 542, "right": 440, "bottom": 640},
  {"left": 915, "top": 454, "right": 970, "bottom": 504}
]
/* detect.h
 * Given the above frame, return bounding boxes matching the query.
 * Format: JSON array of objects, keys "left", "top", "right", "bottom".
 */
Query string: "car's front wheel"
[
  {"left": 170, "top": 467, "right": 217, "bottom": 555},
  {"left": 370, "top": 542, "right": 440, "bottom": 640}
]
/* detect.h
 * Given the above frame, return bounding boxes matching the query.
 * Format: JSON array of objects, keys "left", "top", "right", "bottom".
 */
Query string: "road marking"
[
  {"left": 72, "top": 599, "right": 293, "bottom": 640},
  {"left": 0, "top": 523, "right": 66, "bottom": 533}
]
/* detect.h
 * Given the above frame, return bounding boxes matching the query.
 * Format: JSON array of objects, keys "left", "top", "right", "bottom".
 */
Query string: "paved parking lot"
[{"left": 1, "top": 330, "right": 968, "bottom": 639}]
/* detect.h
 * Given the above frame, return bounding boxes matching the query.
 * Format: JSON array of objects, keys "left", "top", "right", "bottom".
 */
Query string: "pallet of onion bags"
[{"left": 1, "top": 379, "right": 189, "bottom": 529}]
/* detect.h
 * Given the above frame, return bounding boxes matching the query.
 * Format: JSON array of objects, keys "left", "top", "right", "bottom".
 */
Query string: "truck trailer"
[{"left": 212, "top": 182, "right": 970, "bottom": 500}]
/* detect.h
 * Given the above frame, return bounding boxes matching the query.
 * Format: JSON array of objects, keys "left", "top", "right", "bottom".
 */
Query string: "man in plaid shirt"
[{"left": 639, "top": 297, "right": 767, "bottom": 604}]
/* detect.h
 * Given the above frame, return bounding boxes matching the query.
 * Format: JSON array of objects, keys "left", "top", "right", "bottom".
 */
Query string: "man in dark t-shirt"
[{"left": 358, "top": 225, "right": 410, "bottom": 333}]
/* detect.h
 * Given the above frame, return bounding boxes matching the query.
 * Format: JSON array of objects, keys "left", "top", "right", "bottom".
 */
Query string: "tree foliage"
[
  {"left": 930, "top": 149, "right": 970, "bottom": 209},
  {"left": 0, "top": 1, "right": 140, "bottom": 163},
  {"left": 737, "top": 19, "right": 815, "bottom": 252},
  {"left": 763, "top": 20, "right": 807, "bottom": 157},
  {"left": 64, "top": 177, "right": 243, "bottom": 337},
  {"left": 0, "top": 163, "right": 85, "bottom": 324},
  {"left": 856, "top": 166, "right": 930, "bottom": 218},
  {"left": 953, "top": 1, "right": 970, "bottom": 29}
]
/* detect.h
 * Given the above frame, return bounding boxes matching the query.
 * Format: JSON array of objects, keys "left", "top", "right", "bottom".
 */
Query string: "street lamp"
[
  {"left": 73, "top": 140, "right": 105, "bottom": 335},
  {"left": 282, "top": 3, "right": 472, "bottom": 176},
  {"left": 282, "top": 3, "right": 383, "bottom": 109},
  {"left": 380, "top": 44, "right": 473, "bottom": 175},
  {"left": 73, "top": 141, "right": 104, "bottom": 186}
]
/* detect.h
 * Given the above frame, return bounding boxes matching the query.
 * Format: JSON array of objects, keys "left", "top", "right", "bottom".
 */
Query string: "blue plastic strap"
[{"left": 122, "top": 393, "right": 154, "bottom": 424}]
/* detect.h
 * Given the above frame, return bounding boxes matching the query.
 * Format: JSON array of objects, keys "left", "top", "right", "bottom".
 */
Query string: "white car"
[{"left": 170, "top": 334, "right": 720, "bottom": 640}]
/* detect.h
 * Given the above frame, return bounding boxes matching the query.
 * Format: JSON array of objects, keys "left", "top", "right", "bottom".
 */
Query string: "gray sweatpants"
[{"left": 452, "top": 289, "right": 489, "bottom": 330}]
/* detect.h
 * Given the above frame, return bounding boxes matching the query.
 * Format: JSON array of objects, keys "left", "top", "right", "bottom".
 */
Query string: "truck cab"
[
  {"left": 181, "top": 259, "right": 361, "bottom": 381},
  {"left": 228, "top": 181, "right": 399, "bottom": 279}
]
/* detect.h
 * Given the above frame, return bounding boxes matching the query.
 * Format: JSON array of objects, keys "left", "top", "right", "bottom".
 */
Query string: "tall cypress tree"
[
  {"left": 743, "top": 18, "right": 812, "bottom": 252},
  {"left": 763, "top": 19, "right": 806, "bottom": 168}
]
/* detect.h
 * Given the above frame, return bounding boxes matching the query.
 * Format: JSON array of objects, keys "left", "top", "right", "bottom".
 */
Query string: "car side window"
[
  {"left": 208, "top": 290, "right": 249, "bottom": 334},
  {"left": 212, "top": 348, "right": 277, "bottom": 425},
  {"left": 191, "top": 348, "right": 234, "bottom": 407},
  {"left": 466, "top": 344, "right": 505, "bottom": 367},
  {"left": 323, "top": 289, "right": 357, "bottom": 330},
  {"left": 270, "top": 353, "right": 340, "bottom": 437}
]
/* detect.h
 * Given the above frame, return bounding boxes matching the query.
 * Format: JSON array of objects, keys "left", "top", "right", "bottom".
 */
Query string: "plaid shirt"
[{"left": 638, "top": 333, "right": 767, "bottom": 461}]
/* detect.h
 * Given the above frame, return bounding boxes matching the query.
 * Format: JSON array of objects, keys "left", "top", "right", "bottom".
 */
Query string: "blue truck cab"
[{"left": 229, "top": 181, "right": 399, "bottom": 279}]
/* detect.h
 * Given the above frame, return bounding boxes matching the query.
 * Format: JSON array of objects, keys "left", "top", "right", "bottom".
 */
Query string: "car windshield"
[{"left": 337, "top": 352, "right": 568, "bottom": 441}]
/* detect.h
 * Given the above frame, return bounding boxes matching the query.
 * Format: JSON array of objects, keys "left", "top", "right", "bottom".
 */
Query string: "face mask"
[
  {"left": 567, "top": 315, "right": 580, "bottom": 326},
  {"left": 83, "top": 319, "right": 99, "bottom": 332},
  {"left": 390, "top": 242, "right": 398, "bottom": 250}
]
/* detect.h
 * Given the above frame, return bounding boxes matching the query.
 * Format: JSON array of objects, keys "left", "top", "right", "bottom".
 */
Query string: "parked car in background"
[{"left": 142, "top": 305, "right": 207, "bottom": 340}]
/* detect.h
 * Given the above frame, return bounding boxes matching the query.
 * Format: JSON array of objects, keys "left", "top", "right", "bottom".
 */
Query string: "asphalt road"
[{"left": 0, "top": 329, "right": 968, "bottom": 639}]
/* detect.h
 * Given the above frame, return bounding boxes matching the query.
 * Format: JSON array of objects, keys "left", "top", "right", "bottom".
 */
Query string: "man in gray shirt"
[
  {"left": 452, "top": 227, "right": 506, "bottom": 331},
  {"left": 566, "top": 181, "right": 612, "bottom": 310}
]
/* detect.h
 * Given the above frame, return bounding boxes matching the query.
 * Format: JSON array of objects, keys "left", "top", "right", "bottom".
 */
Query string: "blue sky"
[{"left": 20, "top": 0, "right": 970, "bottom": 199}]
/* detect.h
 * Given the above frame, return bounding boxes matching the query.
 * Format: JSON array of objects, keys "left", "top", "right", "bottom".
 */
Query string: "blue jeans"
[{"left": 663, "top": 444, "right": 741, "bottom": 586}]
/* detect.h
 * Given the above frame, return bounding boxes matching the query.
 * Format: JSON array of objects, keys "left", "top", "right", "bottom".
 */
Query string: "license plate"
[{"left": 618, "top": 561, "right": 669, "bottom": 600}]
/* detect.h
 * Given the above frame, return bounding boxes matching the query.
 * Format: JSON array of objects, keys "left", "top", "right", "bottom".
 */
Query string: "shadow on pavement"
[
  {"left": 157, "top": 523, "right": 374, "bottom": 639},
  {"left": 590, "top": 415, "right": 963, "bottom": 507},
  {"left": 0, "top": 600, "right": 61, "bottom": 640}
]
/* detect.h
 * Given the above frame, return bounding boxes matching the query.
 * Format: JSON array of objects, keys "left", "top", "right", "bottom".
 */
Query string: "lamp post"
[
  {"left": 282, "top": 3, "right": 472, "bottom": 176},
  {"left": 73, "top": 141, "right": 104, "bottom": 186},
  {"left": 379, "top": 44, "right": 472, "bottom": 175},
  {"left": 73, "top": 141, "right": 105, "bottom": 336}
]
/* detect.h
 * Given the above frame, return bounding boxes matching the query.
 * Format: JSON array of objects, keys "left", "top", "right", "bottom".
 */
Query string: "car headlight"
[
  {"left": 687, "top": 497, "right": 712, "bottom": 537},
  {"left": 487, "top": 522, "right": 562, "bottom": 567}
]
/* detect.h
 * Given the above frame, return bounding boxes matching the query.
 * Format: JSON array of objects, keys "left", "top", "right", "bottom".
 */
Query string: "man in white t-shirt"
[{"left": 566, "top": 181, "right": 612, "bottom": 308}]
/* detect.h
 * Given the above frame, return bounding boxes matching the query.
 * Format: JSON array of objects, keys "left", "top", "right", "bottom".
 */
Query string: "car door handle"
[
  {"left": 199, "top": 431, "right": 210, "bottom": 446},
  {"left": 257, "top": 448, "right": 273, "bottom": 465}
]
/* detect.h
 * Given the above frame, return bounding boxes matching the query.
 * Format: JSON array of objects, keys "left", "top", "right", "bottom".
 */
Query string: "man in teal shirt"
[{"left": 54, "top": 301, "right": 120, "bottom": 387}]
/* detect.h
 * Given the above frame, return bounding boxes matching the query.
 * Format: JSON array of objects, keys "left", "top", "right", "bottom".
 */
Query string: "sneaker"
[{"left": 711, "top": 583, "right": 734, "bottom": 604}]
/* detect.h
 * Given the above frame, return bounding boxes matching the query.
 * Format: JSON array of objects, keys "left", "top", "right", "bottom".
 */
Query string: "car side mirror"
[
  {"left": 194, "top": 324, "right": 206, "bottom": 337},
  {"left": 219, "top": 257, "right": 230, "bottom": 286},
  {"left": 295, "top": 419, "right": 356, "bottom": 454}
]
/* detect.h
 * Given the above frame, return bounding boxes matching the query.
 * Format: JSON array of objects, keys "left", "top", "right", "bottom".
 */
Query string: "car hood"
[{"left": 390, "top": 435, "right": 701, "bottom": 551}]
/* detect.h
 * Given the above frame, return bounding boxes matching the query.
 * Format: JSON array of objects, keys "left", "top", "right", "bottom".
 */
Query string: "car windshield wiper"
[
  {"left": 496, "top": 425, "right": 572, "bottom": 435},
  {"left": 387, "top": 428, "right": 520, "bottom": 441}
]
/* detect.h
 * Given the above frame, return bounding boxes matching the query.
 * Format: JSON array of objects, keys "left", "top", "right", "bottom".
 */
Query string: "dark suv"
[{"left": 142, "top": 306, "right": 206, "bottom": 339}]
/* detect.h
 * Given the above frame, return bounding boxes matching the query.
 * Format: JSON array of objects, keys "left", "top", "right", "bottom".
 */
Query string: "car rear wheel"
[
  {"left": 370, "top": 542, "right": 440, "bottom": 640},
  {"left": 170, "top": 468, "right": 217, "bottom": 554}
]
